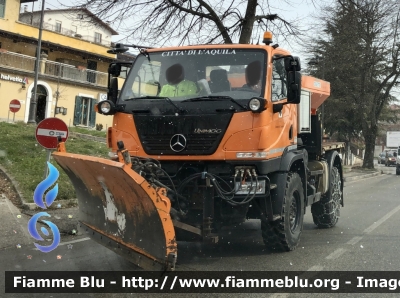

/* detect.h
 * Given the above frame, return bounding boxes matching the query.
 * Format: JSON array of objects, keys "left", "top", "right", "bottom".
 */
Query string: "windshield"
[{"left": 119, "top": 49, "right": 267, "bottom": 102}]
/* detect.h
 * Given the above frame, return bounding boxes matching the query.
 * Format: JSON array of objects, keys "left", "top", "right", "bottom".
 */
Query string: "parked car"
[
  {"left": 378, "top": 152, "right": 386, "bottom": 164},
  {"left": 385, "top": 150, "right": 397, "bottom": 166},
  {"left": 396, "top": 148, "right": 400, "bottom": 175}
]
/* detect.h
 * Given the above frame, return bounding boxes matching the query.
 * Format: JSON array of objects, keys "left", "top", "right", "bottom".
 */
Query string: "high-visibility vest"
[{"left": 159, "top": 80, "right": 198, "bottom": 97}]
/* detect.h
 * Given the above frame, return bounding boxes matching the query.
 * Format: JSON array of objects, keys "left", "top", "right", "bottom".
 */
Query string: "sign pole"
[
  {"left": 44, "top": 149, "right": 52, "bottom": 179},
  {"left": 13, "top": 112, "right": 15, "bottom": 123}
]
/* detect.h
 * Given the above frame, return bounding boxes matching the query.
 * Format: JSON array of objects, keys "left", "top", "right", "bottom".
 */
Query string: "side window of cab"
[{"left": 271, "top": 56, "right": 287, "bottom": 102}]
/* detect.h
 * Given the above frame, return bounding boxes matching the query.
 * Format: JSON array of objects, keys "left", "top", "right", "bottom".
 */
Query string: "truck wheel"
[
  {"left": 261, "top": 172, "right": 304, "bottom": 251},
  {"left": 311, "top": 166, "right": 342, "bottom": 228},
  {"left": 396, "top": 168, "right": 400, "bottom": 175}
]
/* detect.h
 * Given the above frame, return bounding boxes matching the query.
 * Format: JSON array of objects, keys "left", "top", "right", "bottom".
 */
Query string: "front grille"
[
  {"left": 141, "top": 134, "right": 220, "bottom": 155},
  {"left": 134, "top": 113, "right": 233, "bottom": 155}
]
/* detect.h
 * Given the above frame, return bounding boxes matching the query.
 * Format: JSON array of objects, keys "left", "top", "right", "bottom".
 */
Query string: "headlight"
[
  {"left": 248, "top": 97, "right": 266, "bottom": 113},
  {"left": 237, "top": 152, "right": 267, "bottom": 158},
  {"left": 100, "top": 102, "right": 111, "bottom": 113},
  {"left": 98, "top": 100, "right": 116, "bottom": 115}
]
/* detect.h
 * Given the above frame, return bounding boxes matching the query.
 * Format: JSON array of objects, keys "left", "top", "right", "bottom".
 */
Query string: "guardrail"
[
  {"left": 0, "top": 50, "right": 108, "bottom": 87},
  {"left": 44, "top": 60, "right": 107, "bottom": 86},
  {"left": 0, "top": 50, "right": 36, "bottom": 72}
]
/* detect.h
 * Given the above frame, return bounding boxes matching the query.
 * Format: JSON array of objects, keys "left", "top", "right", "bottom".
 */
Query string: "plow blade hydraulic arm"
[{"left": 52, "top": 148, "right": 177, "bottom": 271}]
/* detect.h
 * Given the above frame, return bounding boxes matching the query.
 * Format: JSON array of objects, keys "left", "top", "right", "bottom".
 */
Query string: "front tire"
[
  {"left": 311, "top": 166, "right": 342, "bottom": 228},
  {"left": 261, "top": 172, "right": 304, "bottom": 251}
]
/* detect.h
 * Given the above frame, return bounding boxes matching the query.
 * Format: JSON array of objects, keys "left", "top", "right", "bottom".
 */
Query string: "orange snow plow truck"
[{"left": 52, "top": 32, "right": 345, "bottom": 271}]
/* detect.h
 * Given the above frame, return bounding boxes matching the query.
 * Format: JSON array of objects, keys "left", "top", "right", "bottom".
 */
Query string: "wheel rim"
[{"left": 289, "top": 191, "right": 301, "bottom": 233}]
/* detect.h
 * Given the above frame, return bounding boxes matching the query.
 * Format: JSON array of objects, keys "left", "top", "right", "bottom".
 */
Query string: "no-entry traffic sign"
[
  {"left": 35, "top": 118, "right": 69, "bottom": 149},
  {"left": 9, "top": 99, "right": 21, "bottom": 113}
]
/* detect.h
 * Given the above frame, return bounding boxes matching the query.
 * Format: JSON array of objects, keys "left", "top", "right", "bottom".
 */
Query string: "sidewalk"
[
  {"left": 342, "top": 165, "right": 381, "bottom": 182},
  {"left": 0, "top": 163, "right": 383, "bottom": 248}
]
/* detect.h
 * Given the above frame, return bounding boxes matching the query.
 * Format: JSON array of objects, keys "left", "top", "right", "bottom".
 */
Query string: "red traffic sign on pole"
[
  {"left": 9, "top": 99, "right": 21, "bottom": 113},
  {"left": 35, "top": 118, "right": 69, "bottom": 149}
]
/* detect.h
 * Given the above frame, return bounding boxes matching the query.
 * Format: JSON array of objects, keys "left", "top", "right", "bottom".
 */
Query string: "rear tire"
[
  {"left": 261, "top": 172, "right": 304, "bottom": 251},
  {"left": 311, "top": 166, "right": 342, "bottom": 228}
]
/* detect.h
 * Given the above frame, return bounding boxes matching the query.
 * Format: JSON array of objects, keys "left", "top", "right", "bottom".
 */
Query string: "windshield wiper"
[
  {"left": 124, "top": 96, "right": 165, "bottom": 101},
  {"left": 181, "top": 96, "right": 247, "bottom": 110},
  {"left": 125, "top": 96, "right": 185, "bottom": 114}
]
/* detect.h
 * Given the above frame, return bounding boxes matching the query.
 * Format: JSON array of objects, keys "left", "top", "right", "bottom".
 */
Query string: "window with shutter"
[
  {"left": 0, "top": 0, "right": 6, "bottom": 18},
  {"left": 89, "top": 99, "right": 97, "bottom": 127},
  {"left": 73, "top": 96, "right": 83, "bottom": 126},
  {"left": 74, "top": 96, "right": 97, "bottom": 127}
]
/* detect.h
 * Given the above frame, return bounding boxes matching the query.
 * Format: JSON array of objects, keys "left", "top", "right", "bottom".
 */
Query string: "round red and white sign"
[
  {"left": 9, "top": 99, "right": 21, "bottom": 113},
  {"left": 35, "top": 118, "right": 69, "bottom": 149}
]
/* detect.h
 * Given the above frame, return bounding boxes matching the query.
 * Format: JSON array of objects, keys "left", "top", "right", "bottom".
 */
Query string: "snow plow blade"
[{"left": 52, "top": 142, "right": 177, "bottom": 271}]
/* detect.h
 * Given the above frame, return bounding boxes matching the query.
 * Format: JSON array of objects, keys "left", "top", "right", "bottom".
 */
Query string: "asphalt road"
[{"left": 1, "top": 163, "right": 400, "bottom": 298}]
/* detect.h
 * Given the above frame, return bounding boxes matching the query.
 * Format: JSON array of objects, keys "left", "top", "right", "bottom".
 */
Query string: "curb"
[
  {"left": 21, "top": 199, "right": 78, "bottom": 211},
  {"left": 0, "top": 164, "right": 77, "bottom": 211},
  {"left": 343, "top": 171, "right": 381, "bottom": 182},
  {"left": 0, "top": 164, "right": 26, "bottom": 208}
]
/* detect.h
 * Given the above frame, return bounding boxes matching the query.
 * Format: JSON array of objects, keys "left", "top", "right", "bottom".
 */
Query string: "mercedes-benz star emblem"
[{"left": 170, "top": 134, "right": 187, "bottom": 152}]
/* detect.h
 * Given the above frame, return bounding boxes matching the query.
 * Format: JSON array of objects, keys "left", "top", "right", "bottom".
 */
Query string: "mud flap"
[{"left": 52, "top": 151, "right": 177, "bottom": 271}]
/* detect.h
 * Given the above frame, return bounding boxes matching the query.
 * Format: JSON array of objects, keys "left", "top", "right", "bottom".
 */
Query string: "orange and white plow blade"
[{"left": 52, "top": 151, "right": 177, "bottom": 271}]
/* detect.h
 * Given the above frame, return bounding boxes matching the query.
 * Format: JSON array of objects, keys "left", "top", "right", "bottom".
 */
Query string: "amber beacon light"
[{"left": 263, "top": 31, "right": 273, "bottom": 45}]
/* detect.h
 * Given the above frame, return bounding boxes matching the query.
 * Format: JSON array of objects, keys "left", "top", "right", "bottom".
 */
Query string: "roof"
[
  {"left": 0, "top": 29, "right": 116, "bottom": 62},
  {"left": 20, "top": 8, "right": 118, "bottom": 35}
]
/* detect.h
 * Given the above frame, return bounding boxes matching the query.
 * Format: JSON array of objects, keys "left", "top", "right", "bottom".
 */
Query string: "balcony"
[
  {"left": 24, "top": 20, "right": 112, "bottom": 47},
  {"left": 0, "top": 50, "right": 108, "bottom": 87}
]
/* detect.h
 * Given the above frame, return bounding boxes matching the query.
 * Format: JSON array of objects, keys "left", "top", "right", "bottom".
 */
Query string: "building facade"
[{"left": 0, "top": 0, "right": 127, "bottom": 130}]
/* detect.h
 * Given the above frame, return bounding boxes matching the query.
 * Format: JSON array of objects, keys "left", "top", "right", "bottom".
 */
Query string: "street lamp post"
[{"left": 27, "top": 0, "right": 46, "bottom": 124}]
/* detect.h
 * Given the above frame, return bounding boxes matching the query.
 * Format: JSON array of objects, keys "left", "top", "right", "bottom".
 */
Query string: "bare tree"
[
  {"left": 309, "top": 0, "right": 400, "bottom": 169},
  {"left": 64, "top": 0, "right": 309, "bottom": 46}
]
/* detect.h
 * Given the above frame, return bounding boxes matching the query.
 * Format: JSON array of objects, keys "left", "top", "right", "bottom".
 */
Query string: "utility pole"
[{"left": 28, "top": 0, "right": 45, "bottom": 124}]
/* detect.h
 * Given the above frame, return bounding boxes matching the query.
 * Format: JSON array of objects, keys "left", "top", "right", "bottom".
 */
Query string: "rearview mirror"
[
  {"left": 286, "top": 71, "right": 301, "bottom": 104},
  {"left": 108, "top": 78, "right": 119, "bottom": 103},
  {"left": 108, "top": 63, "right": 121, "bottom": 77},
  {"left": 284, "top": 56, "right": 301, "bottom": 72}
]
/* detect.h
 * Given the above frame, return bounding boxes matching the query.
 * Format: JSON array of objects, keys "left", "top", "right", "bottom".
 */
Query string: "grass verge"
[
  {"left": 69, "top": 126, "right": 107, "bottom": 138},
  {"left": 0, "top": 122, "right": 110, "bottom": 203}
]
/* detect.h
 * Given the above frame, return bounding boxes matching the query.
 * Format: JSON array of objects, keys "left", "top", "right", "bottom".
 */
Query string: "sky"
[{"left": 20, "top": 0, "right": 325, "bottom": 60}]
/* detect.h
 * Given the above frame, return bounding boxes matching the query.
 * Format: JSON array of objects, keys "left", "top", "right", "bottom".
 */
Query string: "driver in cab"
[
  {"left": 241, "top": 60, "right": 262, "bottom": 93},
  {"left": 159, "top": 63, "right": 198, "bottom": 97}
]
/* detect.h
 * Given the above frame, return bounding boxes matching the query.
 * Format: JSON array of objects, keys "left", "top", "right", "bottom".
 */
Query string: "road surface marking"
[
  {"left": 346, "top": 236, "right": 362, "bottom": 245},
  {"left": 36, "top": 128, "right": 67, "bottom": 137},
  {"left": 363, "top": 205, "right": 400, "bottom": 234},
  {"left": 269, "top": 294, "right": 290, "bottom": 298},
  {"left": 307, "top": 265, "right": 324, "bottom": 271},
  {"left": 346, "top": 205, "right": 400, "bottom": 246},
  {"left": 326, "top": 248, "right": 347, "bottom": 260}
]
